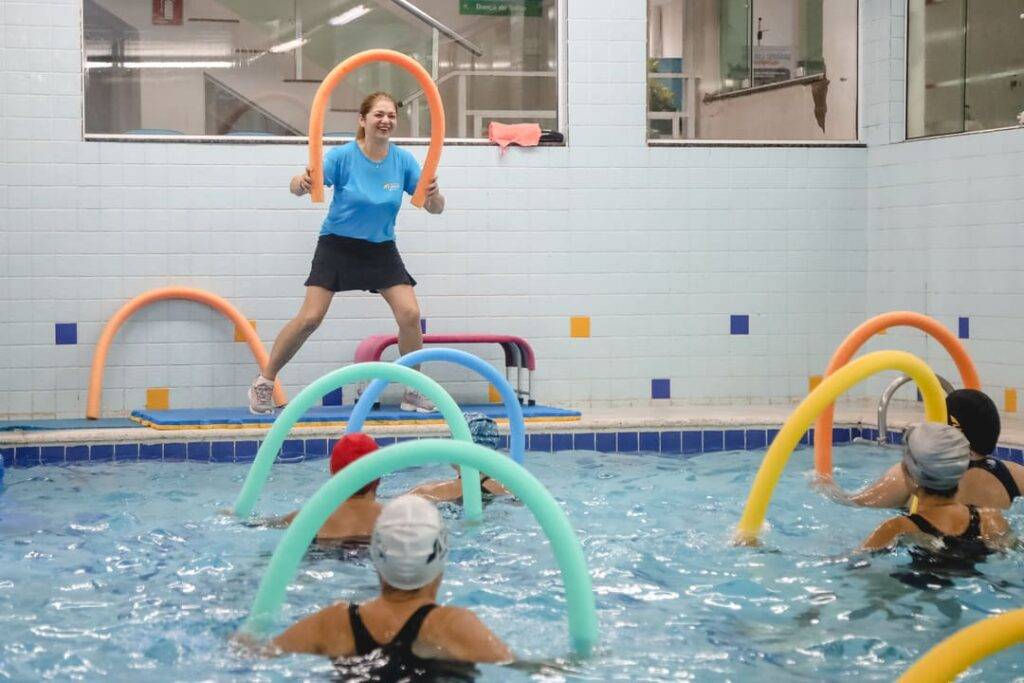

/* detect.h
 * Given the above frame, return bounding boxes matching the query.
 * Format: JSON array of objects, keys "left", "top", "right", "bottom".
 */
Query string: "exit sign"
[{"left": 459, "top": 0, "right": 543, "bottom": 17}]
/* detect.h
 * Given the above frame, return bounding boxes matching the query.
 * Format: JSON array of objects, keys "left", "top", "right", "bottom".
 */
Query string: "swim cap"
[
  {"left": 463, "top": 412, "right": 499, "bottom": 449},
  {"left": 329, "top": 432, "right": 379, "bottom": 475},
  {"left": 902, "top": 422, "right": 970, "bottom": 491},
  {"left": 946, "top": 389, "right": 1000, "bottom": 456},
  {"left": 370, "top": 495, "right": 449, "bottom": 590}
]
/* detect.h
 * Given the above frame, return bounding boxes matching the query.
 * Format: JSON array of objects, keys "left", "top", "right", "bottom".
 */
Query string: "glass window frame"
[
  {"left": 645, "top": 0, "right": 862, "bottom": 147},
  {"left": 904, "top": 0, "right": 1024, "bottom": 141},
  {"left": 80, "top": 0, "right": 568, "bottom": 145}
]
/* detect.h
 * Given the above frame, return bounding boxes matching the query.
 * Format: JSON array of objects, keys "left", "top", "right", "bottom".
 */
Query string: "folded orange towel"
[{"left": 488, "top": 122, "right": 542, "bottom": 155}]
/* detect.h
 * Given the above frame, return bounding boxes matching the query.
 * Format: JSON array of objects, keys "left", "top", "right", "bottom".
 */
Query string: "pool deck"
[{"left": 3, "top": 399, "right": 1023, "bottom": 448}]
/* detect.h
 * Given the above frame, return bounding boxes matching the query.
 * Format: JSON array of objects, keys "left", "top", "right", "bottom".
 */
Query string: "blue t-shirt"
[{"left": 320, "top": 141, "right": 421, "bottom": 243}]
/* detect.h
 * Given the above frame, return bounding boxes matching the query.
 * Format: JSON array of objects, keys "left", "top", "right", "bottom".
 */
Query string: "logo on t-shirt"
[{"left": 383, "top": 182, "right": 400, "bottom": 191}]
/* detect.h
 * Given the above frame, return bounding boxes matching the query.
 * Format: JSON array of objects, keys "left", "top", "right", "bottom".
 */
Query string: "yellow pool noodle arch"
[
  {"left": 308, "top": 49, "right": 444, "bottom": 206},
  {"left": 898, "top": 608, "right": 1024, "bottom": 682},
  {"left": 735, "top": 350, "right": 947, "bottom": 544}
]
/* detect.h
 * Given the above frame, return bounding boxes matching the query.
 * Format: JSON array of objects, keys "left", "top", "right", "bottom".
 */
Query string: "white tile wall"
[{"left": 8, "top": 0, "right": 1016, "bottom": 420}]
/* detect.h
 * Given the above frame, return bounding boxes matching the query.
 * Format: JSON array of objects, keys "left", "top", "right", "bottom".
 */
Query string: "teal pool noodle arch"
[
  {"left": 231, "top": 362, "right": 480, "bottom": 519},
  {"left": 241, "top": 438, "right": 598, "bottom": 656},
  {"left": 347, "top": 347, "right": 527, "bottom": 464}
]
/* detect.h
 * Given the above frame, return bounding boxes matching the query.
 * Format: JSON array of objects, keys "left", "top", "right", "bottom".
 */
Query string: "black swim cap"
[{"left": 946, "top": 389, "right": 1000, "bottom": 456}]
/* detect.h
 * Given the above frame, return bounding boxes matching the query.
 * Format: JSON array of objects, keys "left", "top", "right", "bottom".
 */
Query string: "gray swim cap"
[{"left": 901, "top": 422, "right": 970, "bottom": 491}]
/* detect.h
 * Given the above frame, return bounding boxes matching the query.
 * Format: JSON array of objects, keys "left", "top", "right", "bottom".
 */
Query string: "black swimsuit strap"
[
  {"left": 905, "top": 512, "right": 942, "bottom": 538},
  {"left": 348, "top": 602, "right": 379, "bottom": 655},
  {"left": 389, "top": 604, "right": 438, "bottom": 649},
  {"left": 969, "top": 457, "right": 1021, "bottom": 501},
  {"left": 905, "top": 506, "right": 982, "bottom": 541}
]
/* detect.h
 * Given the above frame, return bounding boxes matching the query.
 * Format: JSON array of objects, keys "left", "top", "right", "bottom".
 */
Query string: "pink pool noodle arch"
[{"left": 86, "top": 287, "right": 286, "bottom": 419}]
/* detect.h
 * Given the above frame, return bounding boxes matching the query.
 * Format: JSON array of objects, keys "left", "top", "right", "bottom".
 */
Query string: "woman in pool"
[
  {"left": 248, "top": 91, "right": 444, "bottom": 416},
  {"left": 859, "top": 422, "right": 1012, "bottom": 558},
  {"left": 272, "top": 495, "right": 512, "bottom": 677},
  {"left": 819, "top": 389, "right": 1023, "bottom": 510},
  {"left": 404, "top": 413, "right": 511, "bottom": 503}
]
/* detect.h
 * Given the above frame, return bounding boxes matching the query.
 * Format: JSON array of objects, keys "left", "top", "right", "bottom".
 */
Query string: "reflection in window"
[
  {"left": 647, "top": 0, "right": 857, "bottom": 141},
  {"left": 83, "top": 0, "right": 559, "bottom": 139},
  {"left": 907, "top": 0, "right": 1024, "bottom": 139}
]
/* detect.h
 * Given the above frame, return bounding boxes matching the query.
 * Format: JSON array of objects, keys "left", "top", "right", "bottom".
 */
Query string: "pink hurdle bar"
[{"left": 353, "top": 334, "right": 536, "bottom": 404}]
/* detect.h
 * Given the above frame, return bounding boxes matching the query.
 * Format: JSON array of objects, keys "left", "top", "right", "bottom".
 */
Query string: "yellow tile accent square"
[
  {"left": 235, "top": 319, "right": 257, "bottom": 342},
  {"left": 146, "top": 387, "right": 170, "bottom": 411},
  {"left": 488, "top": 384, "right": 501, "bottom": 403},
  {"left": 570, "top": 316, "right": 590, "bottom": 338},
  {"left": 809, "top": 375, "right": 823, "bottom": 392},
  {"left": 1005, "top": 388, "right": 1018, "bottom": 413}
]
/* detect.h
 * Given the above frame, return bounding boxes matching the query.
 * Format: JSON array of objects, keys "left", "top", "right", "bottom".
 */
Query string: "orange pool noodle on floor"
[{"left": 308, "top": 49, "right": 445, "bottom": 207}]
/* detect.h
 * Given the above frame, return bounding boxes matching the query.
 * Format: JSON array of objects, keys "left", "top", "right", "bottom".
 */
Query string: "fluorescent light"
[
  {"left": 85, "top": 60, "right": 234, "bottom": 69},
  {"left": 330, "top": 5, "right": 372, "bottom": 26},
  {"left": 269, "top": 37, "right": 308, "bottom": 53}
]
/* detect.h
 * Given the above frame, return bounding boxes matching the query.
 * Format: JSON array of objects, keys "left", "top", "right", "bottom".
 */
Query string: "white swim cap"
[{"left": 370, "top": 495, "right": 449, "bottom": 590}]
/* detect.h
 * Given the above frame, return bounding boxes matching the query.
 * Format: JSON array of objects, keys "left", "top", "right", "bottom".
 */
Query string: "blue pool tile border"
[{"left": 4, "top": 429, "right": 1024, "bottom": 468}]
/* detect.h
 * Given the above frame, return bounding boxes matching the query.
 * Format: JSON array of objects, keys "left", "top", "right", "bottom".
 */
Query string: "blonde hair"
[{"left": 356, "top": 91, "right": 397, "bottom": 140}]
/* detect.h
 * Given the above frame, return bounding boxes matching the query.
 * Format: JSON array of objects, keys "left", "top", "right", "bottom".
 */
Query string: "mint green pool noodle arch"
[
  {"left": 242, "top": 439, "right": 598, "bottom": 656},
  {"left": 232, "top": 362, "right": 481, "bottom": 519}
]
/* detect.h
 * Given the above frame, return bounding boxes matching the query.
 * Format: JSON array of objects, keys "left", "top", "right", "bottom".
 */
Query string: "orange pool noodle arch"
[
  {"left": 814, "top": 311, "right": 980, "bottom": 476},
  {"left": 86, "top": 287, "right": 286, "bottom": 419},
  {"left": 308, "top": 49, "right": 445, "bottom": 206}
]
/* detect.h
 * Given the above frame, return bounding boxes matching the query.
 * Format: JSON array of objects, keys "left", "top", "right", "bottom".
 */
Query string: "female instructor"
[{"left": 249, "top": 91, "right": 444, "bottom": 415}]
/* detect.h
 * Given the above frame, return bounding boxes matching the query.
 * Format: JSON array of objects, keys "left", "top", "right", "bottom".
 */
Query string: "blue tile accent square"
[
  {"left": 140, "top": 443, "right": 163, "bottom": 461},
  {"left": 305, "top": 439, "right": 327, "bottom": 457},
  {"left": 55, "top": 322, "right": 77, "bottom": 345},
  {"left": 163, "top": 443, "right": 186, "bottom": 461},
  {"left": 639, "top": 432, "right": 660, "bottom": 452},
  {"left": 530, "top": 433, "right": 552, "bottom": 452},
  {"left": 322, "top": 388, "right": 343, "bottom": 407},
  {"left": 573, "top": 432, "right": 595, "bottom": 450},
  {"left": 235, "top": 441, "right": 258, "bottom": 462},
  {"left": 766, "top": 428, "right": 780, "bottom": 445},
  {"left": 211, "top": 441, "right": 234, "bottom": 463},
  {"left": 958, "top": 316, "right": 969, "bottom": 339},
  {"left": 863, "top": 428, "right": 876, "bottom": 442},
  {"left": 41, "top": 446, "right": 65, "bottom": 465},
  {"left": 15, "top": 447, "right": 40, "bottom": 467},
  {"left": 395, "top": 436, "right": 417, "bottom": 443},
  {"left": 115, "top": 443, "right": 139, "bottom": 461},
  {"left": 90, "top": 444, "right": 114, "bottom": 462},
  {"left": 730, "top": 314, "right": 749, "bottom": 335},
  {"left": 553, "top": 433, "right": 573, "bottom": 452},
  {"left": 496, "top": 435, "right": 509, "bottom": 450},
  {"left": 703, "top": 430, "right": 723, "bottom": 452},
  {"left": 596, "top": 433, "right": 616, "bottom": 453},
  {"left": 746, "top": 429, "right": 767, "bottom": 449},
  {"left": 724, "top": 429, "right": 745, "bottom": 451},
  {"left": 1, "top": 448, "right": 14, "bottom": 468},
  {"left": 661, "top": 431, "right": 682, "bottom": 454},
  {"left": 889, "top": 430, "right": 903, "bottom": 445},
  {"left": 850, "top": 427, "right": 862, "bottom": 440},
  {"left": 420, "top": 318, "right": 427, "bottom": 333},
  {"left": 617, "top": 432, "right": 638, "bottom": 453},
  {"left": 66, "top": 445, "right": 89, "bottom": 463},
  {"left": 186, "top": 442, "right": 210, "bottom": 462},
  {"left": 1008, "top": 449, "right": 1023, "bottom": 465},
  {"left": 833, "top": 428, "right": 851, "bottom": 444},
  {"left": 996, "top": 446, "right": 1010, "bottom": 459},
  {"left": 800, "top": 429, "right": 816, "bottom": 446},
  {"left": 682, "top": 431, "right": 702, "bottom": 454},
  {"left": 374, "top": 437, "right": 396, "bottom": 447},
  {"left": 651, "top": 379, "right": 671, "bottom": 400},
  {"left": 282, "top": 439, "right": 304, "bottom": 456}
]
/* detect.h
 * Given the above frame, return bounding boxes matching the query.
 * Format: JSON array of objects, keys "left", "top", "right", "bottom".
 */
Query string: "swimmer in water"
[
  {"left": 267, "top": 433, "right": 382, "bottom": 543},
  {"left": 859, "top": 422, "right": 1012, "bottom": 559},
  {"left": 817, "top": 389, "right": 1023, "bottom": 510},
  {"left": 271, "top": 495, "right": 512, "bottom": 677},
  {"left": 403, "top": 413, "right": 510, "bottom": 503}
]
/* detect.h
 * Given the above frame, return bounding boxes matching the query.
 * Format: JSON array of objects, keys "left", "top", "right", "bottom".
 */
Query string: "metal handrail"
[
  {"left": 389, "top": 0, "right": 483, "bottom": 57},
  {"left": 876, "top": 374, "right": 955, "bottom": 445}
]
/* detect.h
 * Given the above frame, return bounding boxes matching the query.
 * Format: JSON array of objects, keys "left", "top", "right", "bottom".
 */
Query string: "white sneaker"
[
  {"left": 248, "top": 375, "right": 276, "bottom": 415},
  {"left": 400, "top": 389, "right": 436, "bottom": 413}
]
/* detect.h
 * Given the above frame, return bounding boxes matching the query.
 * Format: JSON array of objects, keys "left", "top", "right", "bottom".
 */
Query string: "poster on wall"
[
  {"left": 459, "top": 0, "right": 543, "bottom": 17},
  {"left": 152, "top": 0, "right": 183, "bottom": 25}
]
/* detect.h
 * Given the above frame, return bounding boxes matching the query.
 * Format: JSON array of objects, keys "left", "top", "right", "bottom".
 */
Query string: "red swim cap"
[{"left": 329, "top": 432, "right": 379, "bottom": 475}]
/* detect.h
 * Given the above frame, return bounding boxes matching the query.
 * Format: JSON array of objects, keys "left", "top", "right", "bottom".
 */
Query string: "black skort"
[{"left": 304, "top": 234, "right": 417, "bottom": 293}]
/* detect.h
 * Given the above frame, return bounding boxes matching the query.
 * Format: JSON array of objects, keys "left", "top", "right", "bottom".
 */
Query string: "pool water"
[{"left": 1, "top": 444, "right": 1022, "bottom": 681}]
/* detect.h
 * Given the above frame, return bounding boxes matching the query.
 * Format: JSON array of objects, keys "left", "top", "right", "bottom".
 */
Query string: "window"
[
  {"left": 647, "top": 0, "right": 857, "bottom": 141},
  {"left": 83, "top": 0, "right": 560, "bottom": 140},
  {"left": 907, "top": 0, "right": 1024, "bottom": 139}
]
